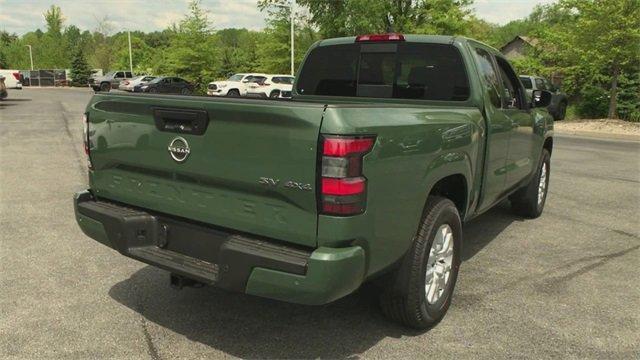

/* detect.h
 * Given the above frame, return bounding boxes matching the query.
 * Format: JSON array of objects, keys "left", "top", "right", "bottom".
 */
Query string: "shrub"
[{"left": 575, "top": 85, "right": 609, "bottom": 119}]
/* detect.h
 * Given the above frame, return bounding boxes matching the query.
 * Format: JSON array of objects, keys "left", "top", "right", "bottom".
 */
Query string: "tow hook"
[{"left": 170, "top": 273, "right": 205, "bottom": 290}]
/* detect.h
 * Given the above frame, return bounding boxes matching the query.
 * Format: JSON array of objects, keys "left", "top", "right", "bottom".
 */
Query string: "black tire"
[
  {"left": 180, "top": 87, "right": 191, "bottom": 95},
  {"left": 227, "top": 89, "right": 240, "bottom": 97},
  {"left": 148, "top": 87, "right": 158, "bottom": 94},
  {"left": 100, "top": 82, "right": 110, "bottom": 92},
  {"left": 379, "top": 196, "right": 462, "bottom": 329},
  {"left": 510, "top": 149, "right": 551, "bottom": 218},
  {"left": 269, "top": 90, "right": 280, "bottom": 98},
  {"left": 554, "top": 102, "right": 567, "bottom": 120}
]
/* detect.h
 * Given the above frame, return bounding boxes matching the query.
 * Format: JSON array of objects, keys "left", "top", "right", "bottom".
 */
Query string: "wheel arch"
[
  {"left": 425, "top": 174, "right": 468, "bottom": 220},
  {"left": 543, "top": 136, "right": 553, "bottom": 155}
]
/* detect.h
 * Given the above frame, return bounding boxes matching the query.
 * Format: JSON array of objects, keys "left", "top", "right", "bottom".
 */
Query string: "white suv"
[
  {"left": 245, "top": 75, "right": 295, "bottom": 99},
  {"left": 207, "top": 73, "right": 266, "bottom": 97}
]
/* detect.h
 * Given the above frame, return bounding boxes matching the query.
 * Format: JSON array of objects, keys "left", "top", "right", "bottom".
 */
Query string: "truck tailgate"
[{"left": 86, "top": 94, "right": 325, "bottom": 247}]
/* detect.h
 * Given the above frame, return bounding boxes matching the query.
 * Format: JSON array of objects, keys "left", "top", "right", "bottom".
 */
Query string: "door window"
[
  {"left": 125, "top": 72, "right": 133, "bottom": 78},
  {"left": 114, "top": 72, "right": 124, "bottom": 78},
  {"left": 535, "top": 78, "right": 547, "bottom": 90},
  {"left": 496, "top": 57, "right": 526, "bottom": 110},
  {"left": 473, "top": 48, "right": 502, "bottom": 108},
  {"left": 519, "top": 76, "right": 533, "bottom": 89},
  {"left": 496, "top": 57, "right": 525, "bottom": 109}
]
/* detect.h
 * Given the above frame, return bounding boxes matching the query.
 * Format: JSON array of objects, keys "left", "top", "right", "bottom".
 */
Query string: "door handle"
[{"left": 152, "top": 107, "right": 209, "bottom": 135}]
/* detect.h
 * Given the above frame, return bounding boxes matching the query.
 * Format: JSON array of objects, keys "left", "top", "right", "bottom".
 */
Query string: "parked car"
[
  {"left": 207, "top": 73, "right": 267, "bottom": 97},
  {"left": 0, "top": 75, "right": 7, "bottom": 100},
  {"left": 119, "top": 75, "right": 156, "bottom": 92},
  {"left": 519, "top": 75, "right": 568, "bottom": 120},
  {"left": 0, "top": 70, "right": 22, "bottom": 89},
  {"left": 136, "top": 76, "right": 194, "bottom": 95},
  {"left": 245, "top": 74, "right": 295, "bottom": 98},
  {"left": 89, "top": 71, "right": 134, "bottom": 92},
  {"left": 75, "top": 33, "right": 554, "bottom": 330}
]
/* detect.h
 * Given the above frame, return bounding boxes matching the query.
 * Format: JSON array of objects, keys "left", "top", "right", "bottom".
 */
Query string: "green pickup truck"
[{"left": 74, "top": 34, "right": 554, "bottom": 329}]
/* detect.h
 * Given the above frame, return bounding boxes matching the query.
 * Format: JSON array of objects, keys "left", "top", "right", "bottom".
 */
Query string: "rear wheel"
[
  {"left": 100, "top": 82, "right": 110, "bottom": 92},
  {"left": 510, "top": 149, "right": 551, "bottom": 218},
  {"left": 227, "top": 89, "right": 240, "bottom": 97},
  {"left": 269, "top": 90, "right": 280, "bottom": 98},
  {"left": 379, "top": 196, "right": 462, "bottom": 329},
  {"left": 180, "top": 87, "right": 191, "bottom": 95}
]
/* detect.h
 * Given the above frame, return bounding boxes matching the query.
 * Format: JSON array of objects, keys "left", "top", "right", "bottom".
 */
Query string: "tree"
[
  {"left": 284, "top": 0, "right": 472, "bottom": 37},
  {"left": 163, "top": 0, "right": 220, "bottom": 90},
  {"left": 44, "top": 5, "right": 65, "bottom": 36},
  {"left": 70, "top": 48, "right": 91, "bottom": 85},
  {"left": 537, "top": 0, "right": 640, "bottom": 118}
]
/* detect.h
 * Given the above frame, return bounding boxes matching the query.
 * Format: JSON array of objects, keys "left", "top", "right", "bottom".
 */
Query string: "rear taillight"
[
  {"left": 12, "top": 72, "right": 20, "bottom": 81},
  {"left": 355, "top": 33, "right": 405, "bottom": 42},
  {"left": 320, "top": 135, "right": 375, "bottom": 215},
  {"left": 83, "top": 113, "right": 93, "bottom": 169}
]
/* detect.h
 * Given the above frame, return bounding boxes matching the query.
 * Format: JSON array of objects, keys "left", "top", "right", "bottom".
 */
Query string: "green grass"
[{"left": 563, "top": 104, "right": 581, "bottom": 121}]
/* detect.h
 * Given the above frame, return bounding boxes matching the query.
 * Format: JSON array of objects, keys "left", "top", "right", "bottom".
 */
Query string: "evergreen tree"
[{"left": 70, "top": 48, "right": 91, "bottom": 86}]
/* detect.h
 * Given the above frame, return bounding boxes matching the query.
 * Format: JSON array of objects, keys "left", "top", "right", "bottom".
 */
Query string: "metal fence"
[{"left": 19, "top": 69, "right": 68, "bottom": 87}]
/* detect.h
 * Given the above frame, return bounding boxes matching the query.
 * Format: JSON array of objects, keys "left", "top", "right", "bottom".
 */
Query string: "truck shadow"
[
  {"left": 108, "top": 201, "right": 520, "bottom": 358},
  {"left": 109, "top": 269, "right": 415, "bottom": 359},
  {"left": 461, "top": 200, "right": 523, "bottom": 261}
]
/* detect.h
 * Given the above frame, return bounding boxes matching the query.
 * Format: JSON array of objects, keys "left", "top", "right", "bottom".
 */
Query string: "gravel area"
[{"left": 555, "top": 119, "right": 640, "bottom": 139}]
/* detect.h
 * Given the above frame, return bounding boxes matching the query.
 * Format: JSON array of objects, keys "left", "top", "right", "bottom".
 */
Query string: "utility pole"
[
  {"left": 128, "top": 31, "right": 133, "bottom": 74},
  {"left": 25, "top": 45, "right": 34, "bottom": 70},
  {"left": 275, "top": 1, "right": 295, "bottom": 75},
  {"left": 290, "top": 0, "right": 294, "bottom": 76}
]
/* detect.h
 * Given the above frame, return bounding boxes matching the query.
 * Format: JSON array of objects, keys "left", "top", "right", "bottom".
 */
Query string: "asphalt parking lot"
[{"left": 1, "top": 88, "right": 639, "bottom": 359}]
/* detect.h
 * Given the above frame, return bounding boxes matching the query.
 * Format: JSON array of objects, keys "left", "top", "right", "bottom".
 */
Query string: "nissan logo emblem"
[{"left": 168, "top": 137, "right": 190, "bottom": 163}]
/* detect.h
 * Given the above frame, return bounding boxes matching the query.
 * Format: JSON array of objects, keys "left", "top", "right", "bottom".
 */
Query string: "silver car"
[{"left": 119, "top": 75, "right": 156, "bottom": 92}]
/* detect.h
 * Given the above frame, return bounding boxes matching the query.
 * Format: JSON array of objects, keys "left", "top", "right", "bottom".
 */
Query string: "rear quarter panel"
[{"left": 319, "top": 105, "right": 485, "bottom": 277}]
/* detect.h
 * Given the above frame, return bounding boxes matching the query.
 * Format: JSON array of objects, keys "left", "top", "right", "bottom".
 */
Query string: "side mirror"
[{"left": 532, "top": 90, "right": 552, "bottom": 108}]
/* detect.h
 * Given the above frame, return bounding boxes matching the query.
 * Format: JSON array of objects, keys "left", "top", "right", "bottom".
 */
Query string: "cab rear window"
[{"left": 296, "top": 42, "right": 470, "bottom": 101}]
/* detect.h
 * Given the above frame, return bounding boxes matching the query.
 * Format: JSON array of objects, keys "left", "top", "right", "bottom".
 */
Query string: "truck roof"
[
  {"left": 314, "top": 34, "right": 502, "bottom": 56},
  {"left": 316, "top": 34, "right": 459, "bottom": 47}
]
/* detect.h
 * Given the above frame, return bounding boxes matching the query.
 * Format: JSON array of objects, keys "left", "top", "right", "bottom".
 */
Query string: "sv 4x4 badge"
[{"left": 259, "top": 177, "right": 312, "bottom": 191}]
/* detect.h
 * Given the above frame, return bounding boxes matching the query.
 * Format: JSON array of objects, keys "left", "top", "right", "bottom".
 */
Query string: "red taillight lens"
[
  {"left": 12, "top": 72, "right": 20, "bottom": 81},
  {"left": 355, "top": 33, "right": 405, "bottom": 42},
  {"left": 322, "top": 177, "right": 366, "bottom": 196},
  {"left": 323, "top": 137, "right": 374, "bottom": 157},
  {"left": 320, "top": 135, "right": 375, "bottom": 216}
]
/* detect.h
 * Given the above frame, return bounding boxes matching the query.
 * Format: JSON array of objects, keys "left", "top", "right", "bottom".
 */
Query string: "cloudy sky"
[{"left": 0, "top": 0, "right": 557, "bottom": 35}]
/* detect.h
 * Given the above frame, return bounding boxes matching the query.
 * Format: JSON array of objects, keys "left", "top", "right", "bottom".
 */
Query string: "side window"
[
  {"left": 496, "top": 57, "right": 526, "bottom": 110},
  {"left": 535, "top": 78, "right": 547, "bottom": 90},
  {"left": 520, "top": 77, "right": 533, "bottom": 89},
  {"left": 473, "top": 48, "right": 501, "bottom": 108},
  {"left": 114, "top": 72, "right": 124, "bottom": 78},
  {"left": 125, "top": 72, "right": 133, "bottom": 78}
]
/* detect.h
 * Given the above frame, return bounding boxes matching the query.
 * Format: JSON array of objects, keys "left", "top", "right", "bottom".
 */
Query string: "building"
[{"left": 500, "top": 36, "right": 540, "bottom": 60}]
